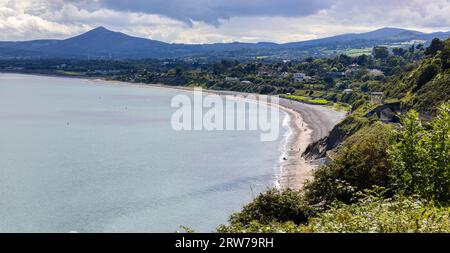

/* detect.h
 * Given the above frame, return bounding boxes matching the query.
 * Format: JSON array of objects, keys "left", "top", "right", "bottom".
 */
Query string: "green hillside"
[
  {"left": 385, "top": 38, "right": 450, "bottom": 114},
  {"left": 219, "top": 39, "right": 450, "bottom": 233}
]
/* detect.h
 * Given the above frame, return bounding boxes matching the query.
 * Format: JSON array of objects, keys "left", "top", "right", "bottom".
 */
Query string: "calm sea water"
[{"left": 0, "top": 73, "right": 287, "bottom": 232}]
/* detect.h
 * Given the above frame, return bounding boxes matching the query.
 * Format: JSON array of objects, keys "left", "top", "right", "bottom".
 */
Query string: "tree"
[
  {"left": 356, "top": 54, "right": 369, "bottom": 65},
  {"left": 338, "top": 54, "right": 352, "bottom": 65},
  {"left": 373, "top": 46, "right": 390, "bottom": 60},
  {"left": 324, "top": 76, "right": 335, "bottom": 89},
  {"left": 425, "top": 38, "right": 444, "bottom": 56},
  {"left": 388, "top": 104, "right": 450, "bottom": 202},
  {"left": 392, "top": 47, "right": 407, "bottom": 57}
]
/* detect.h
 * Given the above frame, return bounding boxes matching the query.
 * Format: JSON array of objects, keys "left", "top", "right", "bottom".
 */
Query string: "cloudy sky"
[{"left": 1, "top": 0, "right": 450, "bottom": 43}]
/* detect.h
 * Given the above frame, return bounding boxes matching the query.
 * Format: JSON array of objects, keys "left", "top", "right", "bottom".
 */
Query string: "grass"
[
  {"left": 329, "top": 102, "right": 352, "bottom": 112},
  {"left": 280, "top": 94, "right": 330, "bottom": 105},
  {"left": 342, "top": 48, "right": 373, "bottom": 57},
  {"left": 56, "top": 70, "right": 83, "bottom": 76}
]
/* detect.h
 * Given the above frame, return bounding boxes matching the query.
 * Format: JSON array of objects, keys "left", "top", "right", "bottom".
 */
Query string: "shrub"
[
  {"left": 388, "top": 103, "right": 450, "bottom": 202},
  {"left": 301, "top": 195, "right": 450, "bottom": 233},
  {"left": 226, "top": 189, "right": 313, "bottom": 226},
  {"left": 219, "top": 193, "right": 450, "bottom": 233}
]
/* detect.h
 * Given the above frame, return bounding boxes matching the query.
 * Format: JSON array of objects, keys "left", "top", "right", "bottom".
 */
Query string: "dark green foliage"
[
  {"left": 388, "top": 104, "right": 450, "bottom": 202},
  {"left": 384, "top": 38, "right": 450, "bottom": 114},
  {"left": 409, "top": 74, "right": 450, "bottom": 114},
  {"left": 301, "top": 194, "right": 450, "bottom": 233},
  {"left": 416, "top": 62, "right": 439, "bottom": 90},
  {"left": 425, "top": 38, "right": 445, "bottom": 56},
  {"left": 219, "top": 105, "right": 449, "bottom": 233},
  {"left": 219, "top": 191, "right": 450, "bottom": 233},
  {"left": 227, "top": 189, "right": 313, "bottom": 226},
  {"left": 373, "top": 46, "right": 390, "bottom": 60}
]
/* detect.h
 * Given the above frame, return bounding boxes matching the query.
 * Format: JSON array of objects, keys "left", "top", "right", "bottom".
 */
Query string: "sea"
[{"left": 0, "top": 73, "right": 288, "bottom": 232}]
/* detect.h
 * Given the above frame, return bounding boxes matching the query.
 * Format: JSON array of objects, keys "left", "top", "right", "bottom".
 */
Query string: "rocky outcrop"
[{"left": 365, "top": 102, "right": 402, "bottom": 123}]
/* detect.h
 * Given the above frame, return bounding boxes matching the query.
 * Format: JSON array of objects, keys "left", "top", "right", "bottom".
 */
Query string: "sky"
[{"left": 1, "top": 0, "right": 450, "bottom": 43}]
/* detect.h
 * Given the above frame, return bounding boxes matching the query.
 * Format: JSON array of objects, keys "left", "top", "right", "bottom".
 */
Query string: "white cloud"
[{"left": 0, "top": 0, "right": 449, "bottom": 43}]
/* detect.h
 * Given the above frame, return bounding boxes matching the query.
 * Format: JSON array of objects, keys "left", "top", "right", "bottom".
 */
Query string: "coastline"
[
  {"left": 92, "top": 79, "right": 331, "bottom": 190},
  {"left": 1, "top": 72, "right": 344, "bottom": 190},
  {"left": 277, "top": 106, "right": 315, "bottom": 190}
]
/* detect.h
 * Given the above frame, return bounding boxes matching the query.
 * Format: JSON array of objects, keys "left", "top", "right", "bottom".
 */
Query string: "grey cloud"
[{"left": 99, "top": 0, "right": 333, "bottom": 25}]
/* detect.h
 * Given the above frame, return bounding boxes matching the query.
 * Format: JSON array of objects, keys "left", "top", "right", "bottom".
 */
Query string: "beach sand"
[{"left": 278, "top": 107, "right": 315, "bottom": 190}]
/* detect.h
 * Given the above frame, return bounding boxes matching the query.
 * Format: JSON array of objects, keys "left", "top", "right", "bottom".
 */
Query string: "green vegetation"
[
  {"left": 55, "top": 70, "right": 83, "bottom": 76},
  {"left": 389, "top": 104, "right": 450, "bottom": 202},
  {"left": 305, "top": 122, "right": 395, "bottom": 205},
  {"left": 302, "top": 194, "right": 450, "bottom": 233},
  {"left": 384, "top": 38, "right": 450, "bottom": 114},
  {"left": 219, "top": 104, "right": 450, "bottom": 233},
  {"left": 225, "top": 189, "right": 313, "bottom": 226},
  {"left": 218, "top": 192, "right": 450, "bottom": 233},
  {"left": 341, "top": 48, "right": 373, "bottom": 57},
  {"left": 328, "top": 102, "right": 352, "bottom": 112},
  {"left": 280, "top": 94, "right": 330, "bottom": 105}
]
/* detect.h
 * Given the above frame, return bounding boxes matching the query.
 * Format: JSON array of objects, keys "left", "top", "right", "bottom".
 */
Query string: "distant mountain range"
[{"left": 0, "top": 27, "right": 449, "bottom": 60}]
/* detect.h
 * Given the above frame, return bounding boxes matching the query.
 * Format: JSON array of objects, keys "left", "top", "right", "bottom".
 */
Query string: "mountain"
[
  {"left": 40, "top": 26, "right": 173, "bottom": 58},
  {"left": 0, "top": 27, "right": 449, "bottom": 59},
  {"left": 282, "top": 27, "right": 449, "bottom": 48}
]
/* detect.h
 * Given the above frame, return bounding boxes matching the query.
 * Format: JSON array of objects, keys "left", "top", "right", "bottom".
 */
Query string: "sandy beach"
[
  {"left": 277, "top": 107, "right": 315, "bottom": 190},
  {"left": 277, "top": 98, "right": 346, "bottom": 189}
]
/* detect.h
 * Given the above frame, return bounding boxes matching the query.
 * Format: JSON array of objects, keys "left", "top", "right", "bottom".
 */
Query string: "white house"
[
  {"left": 293, "top": 73, "right": 312, "bottom": 82},
  {"left": 225, "top": 77, "right": 240, "bottom": 83},
  {"left": 343, "top": 89, "right": 354, "bottom": 93}
]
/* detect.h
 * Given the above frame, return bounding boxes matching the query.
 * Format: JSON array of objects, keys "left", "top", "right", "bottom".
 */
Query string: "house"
[
  {"left": 368, "top": 69, "right": 384, "bottom": 76},
  {"left": 343, "top": 89, "right": 354, "bottom": 93},
  {"left": 92, "top": 69, "right": 122, "bottom": 75},
  {"left": 240, "top": 80, "right": 253, "bottom": 85},
  {"left": 293, "top": 73, "right": 312, "bottom": 82},
  {"left": 225, "top": 77, "right": 240, "bottom": 83},
  {"left": 345, "top": 64, "right": 361, "bottom": 77},
  {"left": 280, "top": 72, "right": 290, "bottom": 78}
]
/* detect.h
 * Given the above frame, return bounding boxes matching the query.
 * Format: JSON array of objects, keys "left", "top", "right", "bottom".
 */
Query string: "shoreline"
[
  {"left": 92, "top": 79, "right": 326, "bottom": 190},
  {"left": 99, "top": 80, "right": 318, "bottom": 189},
  {"left": 1, "top": 72, "right": 344, "bottom": 190},
  {"left": 277, "top": 105, "right": 315, "bottom": 190}
]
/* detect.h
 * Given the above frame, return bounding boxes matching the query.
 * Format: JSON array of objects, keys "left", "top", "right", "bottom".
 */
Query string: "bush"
[
  {"left": 388, "top": 103, "right": 450, "bottom": 202},
  {"left": 225, "top": 189, "right": 313, "bottom": 226},
  {"left": 217, "top": 220, "right": 303, "bottom": 233},
  {"left": 218, "top": 192, "right": 450, "bottom": 233},
  {"left": 415, "top": 62, "right": 439, "bottom": 90},
  {"left": 301, "top": 194, "right": 450, "bottom": 233}
]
